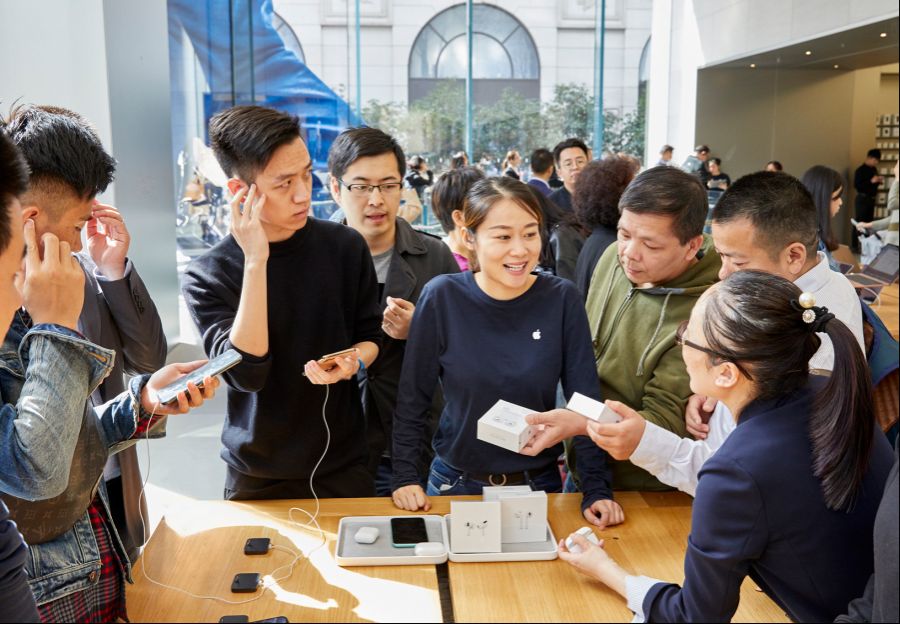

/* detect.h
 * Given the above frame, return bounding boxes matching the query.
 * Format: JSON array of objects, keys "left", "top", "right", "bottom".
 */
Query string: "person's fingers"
[
  {"left": 200, "top": 376, "right": 219, "bottom": 399},
  {"left": 702, "top": 395, "right": 717, "bottom": 412},
  {"left": 243, "top": 184, "right": 257, "bottom": 219},
  {"left": 525, "top": 412, "right": 555, "bottom": 426},
  {"left": 569, "top": 533, "right": 592, "bottom": 549},
  {"left": 91, "top": 207, "right": 125, "bottom": 222},
  {"left": 229, "top": 186, "right": 248, "bottom": 222},
  {"left": 41, "top": 233, "right": 60, "bottom": 267},
  {"left": 173, "top": 359, "right": 209, "bottom": 374},
  {"left": 184, "top": 381, "right": 204, "bottom": 407},
  {"left": 249, "top": 193, "right": 267, "bottom": 221},
  {"left": 24, "top": 220, "right": 40, "bottom": 265},
  {"left": 583, "top": 506, "right": 602, "bottom": 527},
  {"left": 86, "top": 218, "right": 100, "bottom": 239},
  {"left": 592, "top": 504, "right": 610, "bottom": 530}
]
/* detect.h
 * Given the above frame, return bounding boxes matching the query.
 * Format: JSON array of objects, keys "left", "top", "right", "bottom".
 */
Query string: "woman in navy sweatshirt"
[
  {"left": 560, "top": 270, "right": 893, "bottom": 622},
  {"left": 390, "top": 176, "right": 621, "bottom": 527}
]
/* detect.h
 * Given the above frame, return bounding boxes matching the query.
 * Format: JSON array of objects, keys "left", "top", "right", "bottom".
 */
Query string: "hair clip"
[{"left": 793, "top": 291, "right": 817, "bottom": 324}]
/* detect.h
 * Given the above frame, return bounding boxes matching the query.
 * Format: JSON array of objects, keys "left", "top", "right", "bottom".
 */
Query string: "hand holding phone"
[
  {"left": 155, "top": 349, "right": 241, "bottom": 405},
  {"left": 303, "top": 347, "right": 359, "bottom": 385}
]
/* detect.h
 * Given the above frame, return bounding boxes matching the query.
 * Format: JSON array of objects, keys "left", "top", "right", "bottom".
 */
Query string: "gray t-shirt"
[{"left": 372, "top": 248, "right": 394, "bottom": 284}]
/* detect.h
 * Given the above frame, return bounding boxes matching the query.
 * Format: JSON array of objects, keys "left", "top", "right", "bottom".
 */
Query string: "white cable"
[
  {"left": 284, "top": 384, "right": 330, "bottom": 560},
  {"left": 134, "top": 379, "right": 333, "bottom": 603}
]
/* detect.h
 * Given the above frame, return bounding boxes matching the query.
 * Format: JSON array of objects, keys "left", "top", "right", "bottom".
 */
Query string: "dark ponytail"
[
  {"left": 809, "top": 319, "right": 873, "bottom": 510},
  {"left": 703, "top": 270, "right": 872, "bottom": 511}
]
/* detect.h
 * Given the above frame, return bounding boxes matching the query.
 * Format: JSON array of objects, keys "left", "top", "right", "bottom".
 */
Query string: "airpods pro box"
[
  {"left": 477, "top": 400, "right": 534, "bottom": 453},
  {"left": 567, "top": 393, "right": 621, "bottom": 424},
  {"left": 483, "top": 487, "right": 548, "bottom": 544}
]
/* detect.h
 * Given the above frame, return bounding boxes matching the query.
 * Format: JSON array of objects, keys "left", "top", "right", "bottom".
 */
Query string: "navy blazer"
[{"left": 644, "top": 377, "right": 893, "bottom": 622}]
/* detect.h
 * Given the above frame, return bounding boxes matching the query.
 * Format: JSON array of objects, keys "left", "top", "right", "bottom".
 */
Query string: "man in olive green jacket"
[{"left": 570, "top": 166, "right": 721, "bottom": 522}]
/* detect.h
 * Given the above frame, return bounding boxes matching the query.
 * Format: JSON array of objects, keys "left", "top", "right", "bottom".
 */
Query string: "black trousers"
[
  {"left": 224, "top": 463, "right": 375, "bottom": 501},
  {"left": 853, "top": 194, "right": 875, "bottom": 251}
]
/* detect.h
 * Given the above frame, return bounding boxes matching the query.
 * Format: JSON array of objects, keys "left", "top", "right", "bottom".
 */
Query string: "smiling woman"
[{"left": 390, "top": 176, "right": 623, "bottom": 530}]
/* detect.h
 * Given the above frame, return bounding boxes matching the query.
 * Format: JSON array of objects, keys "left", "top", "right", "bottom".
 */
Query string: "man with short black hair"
[
  {"left": 604, "top": 171, "right": 865, "bottom": 496},
  {"left": 682, "top": 144, "right": 710, "bottom": 185},
  {"left": 6, "top": 104, "right": 167, "bottom": 563},
  {"left": 853, "top": 148, "right": 885, "bottom": 251},
  {"left": 183, "top": 106, "right": 382, "bottom": 501},
  {"left": 564, "top": 167, "right": 720, "bottom": 520},
  {"left": 527, "top": 148, "right": 554, "bottom": 197},
  {"left": 550, "top": 138, "right": 590, "bottom": 212},
  {"left": 328, "top": 127, "right": 458, "bottom": 494}
]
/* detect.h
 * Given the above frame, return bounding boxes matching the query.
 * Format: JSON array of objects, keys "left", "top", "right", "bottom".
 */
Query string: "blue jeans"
[{"left": 425, "top": 456, "right": 562, "bottom": 497}]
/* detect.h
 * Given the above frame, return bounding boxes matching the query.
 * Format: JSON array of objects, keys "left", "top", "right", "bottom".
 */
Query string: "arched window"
[
  {"left": 408, "top": 3, "right": 540, "bottom": 105},
  {"left": 272, "top": 11, "right": 305, "bottom": 64}
]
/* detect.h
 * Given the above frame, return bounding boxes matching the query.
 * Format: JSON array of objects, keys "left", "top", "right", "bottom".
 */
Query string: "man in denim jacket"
[{"left": 0, "top": 131, "right": 221, "bottom": 619}]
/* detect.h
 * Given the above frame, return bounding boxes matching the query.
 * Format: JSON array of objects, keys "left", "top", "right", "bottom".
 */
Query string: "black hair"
[
  {"left": 450, "top": 151, "right": 468, "bottom": 169},
  {"left": 408, "top": 155, "right": 425, "bottom": 169},
  {"left": 4, "top": 104, "right": 115, "bottom": 200},
  {"left": 709, "top": 157, "right": 722, "bottom": 167},
  {"left": 866, "top": 148, "right": 882, "bottom": 160},
  {"left": 713, "top": 171, "right": 818, "bottom": 259},
  {"left": 209, "top": 105, "right": 301, "bottom": 182},
  {"left": 619, "top": 166, "right": 707, "bottom": 244},
  {"left": 702, "top": 270, "right": 873, "bottom": 511},
  {"left": 0, "top": 129, "right": 30, "bottom": 253},
  {"left": 328, "top": 126, "right": 406, "bottom": 182},
  {"left": 530, "top": 148, "right": 554, "bottom": 175},
  {"left": 430, "top": 166, "right": 485, "bottom": 233},
  {"left": 766, "top": 160, "right": 783, "bottom": 171},
  {"left": 660, "top": 144, "right": 674, "bottom": 154},
  {"left": 799, "top": 165, "right": 842, "bottom": 252},
  {"left": 695, "top": 144, "right": 710, "bottom": 154},
  {"left": 552, "top": 138, "right": 589, "bottom": 165},
  {"left": 573, "top": 156, "right": 638, "bottom": 231}
]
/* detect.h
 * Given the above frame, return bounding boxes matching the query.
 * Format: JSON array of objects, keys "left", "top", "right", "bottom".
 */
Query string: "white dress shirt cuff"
[{"left": 625, "top": 574, "right": 664, "bottom": 623}]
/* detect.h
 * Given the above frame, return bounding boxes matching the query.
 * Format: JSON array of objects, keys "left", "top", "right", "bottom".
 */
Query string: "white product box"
[
  {"left": 482, "top": 486, "right": 549, "bottom": 543},
  {"left": 566, "top": 393, "right": 621, "bottom": 424},
  {"left": 450, "top": 500, "right": 502, "bottom": 553},
  {"left": 477, "top": 400, "right": 534, "bottom": 453}
]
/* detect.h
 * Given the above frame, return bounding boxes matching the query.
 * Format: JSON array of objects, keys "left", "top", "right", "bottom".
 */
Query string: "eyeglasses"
[
  {"left": 675, "top": 320, "right": 754, "bottom": 380},
  {"left": 339, "top": 179, "right": 402, "bottom": 197},
  {"left": 558, "top": 159, "right": 587, "bottom": 172}
]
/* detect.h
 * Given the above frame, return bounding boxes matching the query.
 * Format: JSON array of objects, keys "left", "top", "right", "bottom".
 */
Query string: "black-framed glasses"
[
  {"left": 675, "top": 320, "right": 754, "bottom": 380},
  {"left": 339, "top": 179, "right": 402, "bottom": 197}
]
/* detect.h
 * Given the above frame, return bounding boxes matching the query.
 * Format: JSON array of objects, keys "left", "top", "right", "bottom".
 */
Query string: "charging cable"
[{"left": 135, "top": 381, "right": 333, "bottom": 603}]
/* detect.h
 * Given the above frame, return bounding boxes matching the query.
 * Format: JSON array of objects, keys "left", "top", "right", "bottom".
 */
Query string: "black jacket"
[{"left": 365, "top": 218, "right": 459, "bottom": 474}]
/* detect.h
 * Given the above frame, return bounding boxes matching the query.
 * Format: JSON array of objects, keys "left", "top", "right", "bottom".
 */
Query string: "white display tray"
[
  {"left": 444, "top": 514, "right": 558, "bottom": 563},
  {"left": 334, "top": 515, "right": 449, "bottom": 566}
]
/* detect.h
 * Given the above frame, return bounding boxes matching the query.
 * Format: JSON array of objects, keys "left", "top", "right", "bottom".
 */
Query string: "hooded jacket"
[{"left": 570, "top": 235, "right": 720, "bottom": 501}]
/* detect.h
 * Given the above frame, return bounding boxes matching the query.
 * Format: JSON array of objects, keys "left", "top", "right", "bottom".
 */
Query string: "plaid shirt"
[{"left": 36, "top": 407, "right": 162, "bottom": 623}]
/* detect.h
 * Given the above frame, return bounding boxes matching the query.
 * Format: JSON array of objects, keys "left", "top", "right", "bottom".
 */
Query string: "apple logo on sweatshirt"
[{"left": 532, "top": 329, "right": 541, "bottom": 340}]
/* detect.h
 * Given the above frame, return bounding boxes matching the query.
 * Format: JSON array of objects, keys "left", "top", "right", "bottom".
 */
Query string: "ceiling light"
[
  {"left": 880, "top": 32, "right": 887, "bottom": 38},
  {"left": 750, "top": 63, "right": 756, "bottom": 68},
  {"left": 805, "top": 50, "right": 812, "bottom": 56},
  {"left": 834, "top": 64, "right": 840, "bottom": 69}
]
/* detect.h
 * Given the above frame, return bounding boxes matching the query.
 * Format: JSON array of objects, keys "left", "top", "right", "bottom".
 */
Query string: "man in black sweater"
[
  {"left": 853, "top": 148, "right": 884, "bottom": 252},
  {"left": 328, "top": 128, "right": 459, "bottom": 495},
  {"left": 182, "top": 106, "right": 382, "bottom": 500}
]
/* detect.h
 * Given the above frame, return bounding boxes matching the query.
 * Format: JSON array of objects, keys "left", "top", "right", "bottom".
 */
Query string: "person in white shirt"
[{"left": 524, "top": 172, "right": 864, "bottom": 496}]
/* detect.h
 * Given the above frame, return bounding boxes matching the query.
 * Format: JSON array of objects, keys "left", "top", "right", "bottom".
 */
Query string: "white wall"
[{"left": 647, "top": 0, "right": 899, "bottom": 165}]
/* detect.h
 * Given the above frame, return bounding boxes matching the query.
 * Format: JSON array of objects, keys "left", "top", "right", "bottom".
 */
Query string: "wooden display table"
[
  {"left": 126, "top": 493, "right": 788, "bottom": 623},
  {"left": 874, "top": 283, "right": 899, "bottom": 340}
]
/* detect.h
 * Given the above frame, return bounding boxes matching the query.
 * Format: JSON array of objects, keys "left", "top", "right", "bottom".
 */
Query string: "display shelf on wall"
[{"left": 874, "top": 112, "right": 899, "bottom": 219}]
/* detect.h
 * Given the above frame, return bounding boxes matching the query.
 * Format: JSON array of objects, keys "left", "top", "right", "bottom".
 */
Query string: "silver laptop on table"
[{"left": 847, "top": 244, "right": 899, "bottom": 289}]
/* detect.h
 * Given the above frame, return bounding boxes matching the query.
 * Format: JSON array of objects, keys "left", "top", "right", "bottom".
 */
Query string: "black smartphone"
[
  {"left": 244, "top": 537, "right": 270, "bottom": 555},
  {"left": 390, "top": 517, "right": 428, "bottom": 548},
  {"left": 219, "top": 617, "right": 249, "bottom": 623},
  {"left": 230, "top": 572, "right": 261, "bottom": 593},
  {"left": 156, "top": 349, "right": 242, "bottom": 405},
  {"left": 254, "top": 618, "right": 290, "bottom": 623}
]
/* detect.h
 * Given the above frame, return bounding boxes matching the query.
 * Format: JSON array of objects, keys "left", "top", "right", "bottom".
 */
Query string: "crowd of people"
[{"left": 1, "top": 102, "right": 898, "bottom": 623}]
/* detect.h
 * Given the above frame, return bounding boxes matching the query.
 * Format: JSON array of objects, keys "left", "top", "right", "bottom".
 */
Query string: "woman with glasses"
[
  {"left": 559, "top": 270, "right": 893, "bottom": 622},
  {"left": 390, "top": 177, "right": 623, "bottom": 529}
]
